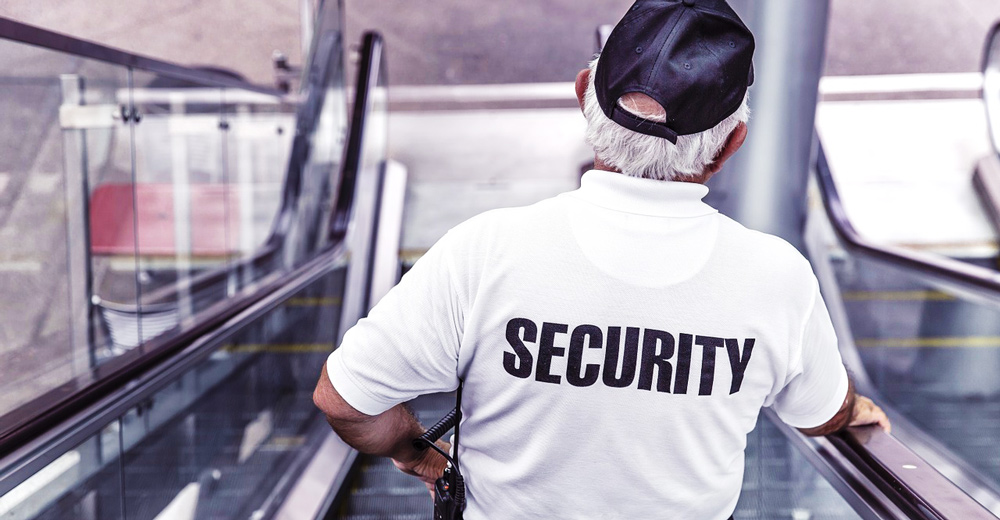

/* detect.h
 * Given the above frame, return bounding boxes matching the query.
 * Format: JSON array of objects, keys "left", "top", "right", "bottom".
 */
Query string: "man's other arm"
[
  {"left": 798, "top": 376, "right": 891, "bottom": 436},
  {"left": 312, "top": 367, "right": 448, "bottom": 490},
  {"left": 776, "top": 275, "right": 891, "bottom": 437}
]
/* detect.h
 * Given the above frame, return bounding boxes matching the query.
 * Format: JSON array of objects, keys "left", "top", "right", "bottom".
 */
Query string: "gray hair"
[{"left": 583, "top": 57, "right": 750, "bottom": 181}]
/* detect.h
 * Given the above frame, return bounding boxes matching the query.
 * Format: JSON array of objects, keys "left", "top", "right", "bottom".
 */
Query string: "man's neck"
[
  {"left": 593, "top": 156, "right": 620, "bottom": 174},
  {"left": 591, "top": 156, "right": 711, "bottom": 185}
]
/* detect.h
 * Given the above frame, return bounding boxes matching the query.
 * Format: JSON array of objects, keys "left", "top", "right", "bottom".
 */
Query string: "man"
[{"left": 314, "top": 0, "right": 890, "bottom": 518}]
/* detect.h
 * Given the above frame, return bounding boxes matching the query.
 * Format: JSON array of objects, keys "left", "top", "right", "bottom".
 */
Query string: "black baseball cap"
[{"left": 595, "top": 0, "right": 755, "bottom": 143}]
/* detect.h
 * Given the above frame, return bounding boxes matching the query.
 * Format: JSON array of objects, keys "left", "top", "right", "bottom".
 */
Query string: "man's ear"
[
  {"left": 575, "top": 68, "right": 590, "bottom": 111},
  {"left": 704, "top": 122, "right": 748, "bottom": 176}
]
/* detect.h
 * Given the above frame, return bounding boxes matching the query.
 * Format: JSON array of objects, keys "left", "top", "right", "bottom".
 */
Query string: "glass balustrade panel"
[
  {"left": 0, "top": 41, "right": 140, "bottom": 427},
  {"left": 129, "top": 72, "right": 230, "bottom": 348},
  {"left": 119, "top": 265, "right": 345, "bottom": 520}
]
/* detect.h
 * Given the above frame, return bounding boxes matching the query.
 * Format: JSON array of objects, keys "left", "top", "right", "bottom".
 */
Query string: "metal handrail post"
[
  {"left": 167, "top": 93, "right": 195, "bottom": 323},
  {"left": 59, "top": 74, "right": 97, "bottom": 371}
]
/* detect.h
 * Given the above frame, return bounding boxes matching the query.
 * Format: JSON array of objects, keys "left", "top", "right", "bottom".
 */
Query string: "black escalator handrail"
[
  {"left": 773, "top": 408, "right": 996, "bottom": 519},
  {"left": 128, "top": 240, "right": 283, "bottom": 306},
  {"left": 830, "top": 427, "right": 998, "bottom": 519},
  {"left": 0, "top": 240, "right": 348, "bottom": 497},
  {"left": 815, "top": 142, "right": 1000, "bottom": 305},
  {"left": 982, "top": 20, "right": 1000, "bottom": 155},
  {"left": 0, "top": 17, "right": 284, "bottom": 95},
  {"left": 0, "top": 265, "right": 286, "bottom": 458},
  {"left": 329, "top": 31, "right": 385, "bottom": 242},
  {"left": 261, "top": 0, "right": 347, "bottom": 246}
]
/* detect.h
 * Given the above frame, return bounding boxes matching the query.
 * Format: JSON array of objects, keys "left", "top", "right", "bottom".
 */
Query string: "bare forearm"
[
  {"left": 323, "top": 403, "right": 426, "bottom": 462},
  {"left": 798, "top": 376, "right": 891, "bottom": 436},
  {"left": 312, "top": 366, "right": 427, "bottom": 463}
]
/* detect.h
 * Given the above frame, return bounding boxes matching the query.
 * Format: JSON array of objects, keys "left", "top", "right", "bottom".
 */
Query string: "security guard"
[{"left": 314, "top": 1, "right": 889, "bottom": 518}]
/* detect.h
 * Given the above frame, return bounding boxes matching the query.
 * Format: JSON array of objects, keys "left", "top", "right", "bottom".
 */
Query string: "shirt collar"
[{"left": 569, "top": 170, "right": 717, "bottom": 218}]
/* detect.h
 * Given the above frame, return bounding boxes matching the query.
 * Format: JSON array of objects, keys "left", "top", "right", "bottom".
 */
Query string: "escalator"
[
  {"left": 0, "top": 3, "right": 375, "bottom": 519},
  {"left": 808, "top": 141, "right": 1000, "bottom": 515},
  {"left": 1, "top": 1, "right": 1000, "bottom": 519}
]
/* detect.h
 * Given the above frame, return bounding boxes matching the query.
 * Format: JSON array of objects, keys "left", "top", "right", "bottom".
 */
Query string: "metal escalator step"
[
  {"left": 338, "top": 455, "right": 436, "bottom": 518},
  {"left": 351, "top": 486, "right": 427, "bottom": 497},
  {"left": 340, "top": 515, "right": 428, "bottom": 520},
  {"left": 343, "top": 492, "right": 434, "bottom": 517},
  {"left": 356, "top": 464, "right": 423, "bottom": 490}
]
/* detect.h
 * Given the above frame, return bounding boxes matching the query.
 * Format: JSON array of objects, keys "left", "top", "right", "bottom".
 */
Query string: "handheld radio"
[{"left": 412, "top": 383, "right": 465, "bottom": 520}]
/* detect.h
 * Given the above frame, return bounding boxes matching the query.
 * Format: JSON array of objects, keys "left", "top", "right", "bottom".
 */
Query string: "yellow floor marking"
[
  {"left": 224, "top": 343, "right": 332, "bottom": 353},
  {"left": 842, "top": 290, "right": 954, "bottom": 301},
  {"left": 285, "top": 296, "right": 341, "bottom": 306},
  {"left": 400, "top": 249, "right": 429, "bottom": 264},
  {"left": 893, "top": 240, "right": 998, "bottom": 251},
  {"left": 267, "top": 436, "right": 306, "bottom": 447},
  {"left": 857, "top": 336, "right": 1000, "bottom": 348}
]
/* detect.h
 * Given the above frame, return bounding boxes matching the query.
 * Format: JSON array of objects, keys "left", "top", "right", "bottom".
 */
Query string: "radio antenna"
[{"left": 453, "top": 380, "right": 463, "bottom": 470}]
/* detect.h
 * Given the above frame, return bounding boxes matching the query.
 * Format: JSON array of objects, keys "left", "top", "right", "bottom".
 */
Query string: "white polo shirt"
[{"left": 327, "top": 170, "right": 849, "bottom": 520}]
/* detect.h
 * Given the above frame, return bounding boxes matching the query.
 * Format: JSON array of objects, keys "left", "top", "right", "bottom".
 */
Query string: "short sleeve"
[
  {"left": 326, "top": 230, "right": 468, "bottom": 415},
  {"left": 770, "top": 283, "right": 850, "bottom": 429}
]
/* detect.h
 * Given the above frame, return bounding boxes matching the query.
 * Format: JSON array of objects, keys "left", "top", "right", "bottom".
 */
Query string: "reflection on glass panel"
[
  {"left": 0, "top": 40, "right": 137, "bottom": 420},
  {"left": 0, "top": 425, "right": 123, "bottom": 520},
  {"left": 84, "top": 68, "right": 141, "bottom": 363},
  {"left": 130, "top": 70, "right": 230, "bottom": 346},
  {"left": 120, "top": 267, "right": 344, "bottom": 519},
  {"left": 285, "top": 30, "right": 347, "bottom": 267},
  {"left": 221, "top": 88, "right": 295, "bottom": 291}
]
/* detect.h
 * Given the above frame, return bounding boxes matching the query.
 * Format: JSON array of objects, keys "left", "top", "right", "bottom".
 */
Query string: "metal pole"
[
  {"left": 300, "top": 0, "right": 316, "bottom": 64},
  {"left": 59, "top": 74, "right": 96, "bottom": 371},
  {"left": 169, "top": 93, "right": 195, "bottom": 322},
  {"left": 218, "top": 91, "right": 238, "bottom": 299},
  {"left": 236, "top": 104, "right": 256, "bottom": 290},
  {"left": 706, "top": 0, "right": 831, "bottom": 251}
]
